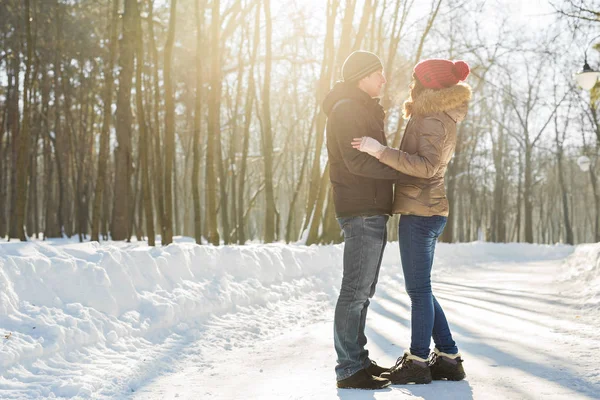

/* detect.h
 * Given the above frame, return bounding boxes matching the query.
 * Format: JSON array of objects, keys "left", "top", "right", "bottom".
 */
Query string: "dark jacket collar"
[{"left": 323, "top": 81, "right": 384, "bottom": 120}]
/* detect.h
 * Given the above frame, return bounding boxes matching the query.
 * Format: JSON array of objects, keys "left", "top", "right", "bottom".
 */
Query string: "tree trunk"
[
  {"left": 227, "top": 28, "right": 247, "bottom": 244},
  {"left": 215, "top": 106, "right": 230, "bottom": 244},
  {"left": 589, "top": 166, "right": 600, "bottom": 242},
  {"left": 262, "top": 0, "right": 277, "bottom": 243},
  {"left": 514, "top": 154, "right": 523, "bottom": 242},
  {"left": 286, "top": 112, "right": 315, "bottom": 243},
  {"left": 112, "top": 0, "right": 136, "bottom": 241},
  {"left": 102, "top": 162, "right": 111, "bottom": 240},
  {"left": 161, "top": 0, "right": 177, "bottom": 245},
  {"left": 60, "top": 61, "right": 76, "bottom": 238},
  {"left": 41, "top": 62, "right": 59, "bottom": 238},
  {"left": 306, "top": 163, "right": 330, "bottom": 245},
  {"left": 136, "top": 2, "right": 155, "bottom": 246},
  {"left": 320, "top": 188, "right": 342, "bottom": 244},
  {"left": 0, "top": 84, "right": 6, "bottom": 238},
  {"left": 382, "top": 0, "right": 409, "bottom": 112},
  {"left": 237, "top": 78, "right": 253, "bottom": 244},
  {"left": 79, "top": 84, "right": 94, "bottom": 241},
  {"left": 12, "top": 0, "right": 34, "bottom": 240},
  {"left": 589, "top": 106, "right": 600, "bottom": 242},
  {"left": 38, "top": 67, "right": 51, "bottom": 239},
  {"left": 237, "top": 5, "right": 260, "bottom": 245},
  {"left": 173, "top": 154, "right": 180, "bottom": 236},
  {"left": 555, "top": 132, "right": 573, "bottom": 245},
  {"left": 92, "top": 0, "right": 118, "bottom": 242},
  {"left": 440, "top": 123, "right": 466, "bottom": 243},
  {"left": 27, "top": 107, "right": 39, "bottom": 238},
  {"left": 8, "top": 31, "right": 21, "bottom": 239},
  {"left": 129, "top": 152, "right": 141, "bottom": 241},
  {"left": 524, "top": 143, "right": 534, "bottom": 243},
  {"left": 26, "top": 68, "right": 38, "bottom": 239},
  {"left": 413, "top": 0, "right": 442, "bottom": 65},
  {"left": 148, "top": 0, "right": 166, "bottom": 240},
  {"left": 304, "top": 0, "right": 338, "bottom": 231},
  {"left": 206, "top": 0, "right": 221, "bottom": 245},
  {"left": 193, "top": 0, "right": 205, "bottom": 245},
  {"left": 492, "top": 125, "right": 507, "bottom": 242},
  {"left": 352, "top": 0, "right": 374, "bottom": 51}
]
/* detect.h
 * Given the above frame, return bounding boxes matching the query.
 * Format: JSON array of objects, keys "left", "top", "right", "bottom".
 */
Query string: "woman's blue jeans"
[{"left": 398, "top": 214, "right": 458, "bottom": 359}]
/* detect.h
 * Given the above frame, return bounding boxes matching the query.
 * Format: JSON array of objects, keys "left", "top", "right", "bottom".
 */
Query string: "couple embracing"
[{"left": 324, "top": 50, "right": 471, "bottom": 389}]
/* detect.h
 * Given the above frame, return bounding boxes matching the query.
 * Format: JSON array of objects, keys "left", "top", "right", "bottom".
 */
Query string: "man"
[{"left": 322, "top": 50, "right": 405, "bottom": 389}]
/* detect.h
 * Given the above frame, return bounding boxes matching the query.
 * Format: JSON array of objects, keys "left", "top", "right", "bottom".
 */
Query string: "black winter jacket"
[{"left": 323, "top": 82, "right": 404, "bottom": 217}]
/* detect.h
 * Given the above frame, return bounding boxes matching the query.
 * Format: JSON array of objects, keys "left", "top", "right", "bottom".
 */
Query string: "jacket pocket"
[{"left": 396, "top": 184, "right": 422, "bottom": 199}]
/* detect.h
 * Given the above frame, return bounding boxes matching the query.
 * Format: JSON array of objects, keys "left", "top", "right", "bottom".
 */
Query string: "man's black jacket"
[{"left": 323, "top": 82, "right": 404, "bottom": 218}]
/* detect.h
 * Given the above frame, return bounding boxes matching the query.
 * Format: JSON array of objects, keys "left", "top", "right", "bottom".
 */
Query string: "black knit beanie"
[{"left": 342, "top": 51, "right": 383, "bottom": 82}]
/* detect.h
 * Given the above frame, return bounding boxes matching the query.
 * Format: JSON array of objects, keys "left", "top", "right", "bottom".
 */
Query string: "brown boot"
[
  {"left": 337, "top": 369, "right": 391, "bottom": 389},
  {"left": 380, "top": 351, "right": 432, "bottom": 385},
  {"left": 365, "top": 360, "right": 391, "bottom": 377},
  {"left": 429, "top": 348, "right": 466, "bottom": 381}
]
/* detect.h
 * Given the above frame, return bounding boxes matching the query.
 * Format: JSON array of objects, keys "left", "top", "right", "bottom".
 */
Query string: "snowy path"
[
  {"left": 130, "top": 250, "right": 600, "bottom": 400},
  {"left": 2, "top": 241, "right": 599, "bottom": 399}
]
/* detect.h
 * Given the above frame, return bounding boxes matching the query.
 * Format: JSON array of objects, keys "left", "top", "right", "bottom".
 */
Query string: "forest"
[{"left": 1, "top": 0, "right": 599, "bottom": 245}]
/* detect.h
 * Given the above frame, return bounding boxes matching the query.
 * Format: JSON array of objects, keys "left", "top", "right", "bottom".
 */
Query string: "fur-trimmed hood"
[{"left": 405, "top": 82, "right": 472, "bottom": 122}]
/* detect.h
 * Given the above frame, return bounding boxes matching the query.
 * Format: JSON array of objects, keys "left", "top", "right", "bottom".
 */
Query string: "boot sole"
[
  {"left": 337, "top": 381, "right": 391, "bottom": 390},
  {"left": 432, "top": 374, "right": 466, "bottom": 381},
  {"left": 390, "top": 377, "right": 432, "bottom": 385}
]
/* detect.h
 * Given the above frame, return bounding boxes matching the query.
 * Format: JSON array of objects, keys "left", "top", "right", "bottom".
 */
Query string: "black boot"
[
  {"left": 337, "top": 369, "right": 391, "bottom": 389},
  {"left": 380, "top": 352, "right": 432, "bottom": 385},
  {"left": 429, "top": 348, "right": 466, "bottom": 381},
  {"left": 365, "top": 360, "right": 390, "bottom": 377}
]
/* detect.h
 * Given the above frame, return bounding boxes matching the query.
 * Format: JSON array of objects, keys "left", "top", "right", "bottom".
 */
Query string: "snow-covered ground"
[{"left": 0, "top": 237, "right": 599, "bottom": 399}]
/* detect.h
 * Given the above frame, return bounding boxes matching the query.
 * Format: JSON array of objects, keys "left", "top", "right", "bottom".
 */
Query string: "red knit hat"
[{"left": 413, "top": 59, "right": 470, "bottom": 89}]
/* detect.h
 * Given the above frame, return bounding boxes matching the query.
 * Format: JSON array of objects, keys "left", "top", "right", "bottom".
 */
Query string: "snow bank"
[
  {"left": 0, "top": 239, "right": 573, "bottom": 370},
  {"left": 0, "top": 240, "right": 346, "bottom": 372},
  {"left": 0, "top": 238, "right": 577, "bottom": 398},
  {"left": 561, "top": 242, "right": 600, "bottom": 312}
]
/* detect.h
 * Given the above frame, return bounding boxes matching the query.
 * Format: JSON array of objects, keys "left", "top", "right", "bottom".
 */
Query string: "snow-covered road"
[
  {"left": 1, "top": 240, "right": 599, "bottom": 399},
  {"left": 131, "top": 246, "right": 599, "bottom": 400}
]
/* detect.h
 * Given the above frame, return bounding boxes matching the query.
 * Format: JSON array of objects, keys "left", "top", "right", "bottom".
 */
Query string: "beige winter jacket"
[{"left": 378, "top": 83, "right": 472, "bottom": 217}]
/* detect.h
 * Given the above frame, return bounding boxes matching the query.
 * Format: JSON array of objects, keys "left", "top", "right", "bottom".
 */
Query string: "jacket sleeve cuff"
[{"left": 379, "top": 147, "right": 399, "bottom": 167}]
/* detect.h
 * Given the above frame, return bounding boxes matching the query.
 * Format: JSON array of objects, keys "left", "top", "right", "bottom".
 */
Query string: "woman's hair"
[{"left": 403, "top": 74, "right": 426, "bottom": 119}]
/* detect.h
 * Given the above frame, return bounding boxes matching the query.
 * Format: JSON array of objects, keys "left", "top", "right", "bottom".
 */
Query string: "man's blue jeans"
[
  {"left": 334, "top": 215, "right": 388, "bottom": 381},
  {"left": 398, "top": 214, "right": 458, "bottom": 359}
]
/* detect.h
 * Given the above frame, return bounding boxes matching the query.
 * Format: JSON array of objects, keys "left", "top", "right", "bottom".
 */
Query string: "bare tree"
[
  {"left": 554, "top": 85, "right": 575, "bottom": 244},
  {"left": 261, "top": 0, "right": 277, "bottom": 242},
  {"left": 205, "top": 0, "right": 221, "bottom": 245},
  {"left": 136, "top": 0, "right": 155, "bottom": 246},
  {"left": 11, "top": 0, "right": 33, "bottom": 240},
  {"left": 112, "top": 0, "right": 137, "bottom": 241},
  {"left": 91, "top": 0, "right": 118, "bottom": 242},
  {"left": 192, "top": 0, "right": 205, "bottom": 245},
  {"left": 162, "top": 0, "right": 177, "bottom": 245}
]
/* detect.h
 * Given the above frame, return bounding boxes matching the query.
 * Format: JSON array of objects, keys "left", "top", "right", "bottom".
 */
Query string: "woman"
[{"left": 351, "top": 59, "right": 471, "bottom": 385}]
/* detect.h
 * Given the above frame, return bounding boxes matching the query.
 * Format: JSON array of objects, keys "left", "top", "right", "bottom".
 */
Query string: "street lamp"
[
  {"left": 576, "top": 61, "right": 600, "bottom": 90},
  {"left": 575, "top": 35, "right": 600, "bottom": 91}
]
